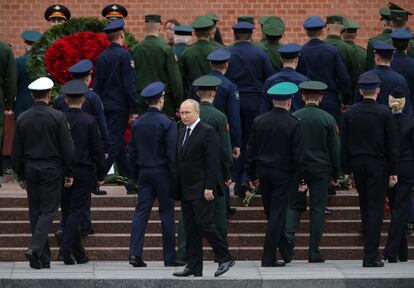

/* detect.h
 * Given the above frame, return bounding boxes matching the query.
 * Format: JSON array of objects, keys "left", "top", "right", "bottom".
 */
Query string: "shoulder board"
[{"left": 290, "top": 114, "right": 301, "bottom": 121}]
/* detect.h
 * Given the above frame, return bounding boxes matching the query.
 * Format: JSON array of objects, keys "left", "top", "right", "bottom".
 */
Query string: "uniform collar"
[
  {"left": 375, "top": 64, "right": 391, "bottom": 70},
  {"left": 235, "top": 41, "right": 252, "bottom": 46},
  {"left": 273, "top": 106, "right": 289, "bottom": 112},
  {"left": 282, "top": 67, "right": 296, "bottom": 72},
  {"left": 345, "top": 40, "right": 355, "bottom": 45},
  {"left": 200, "top": 101, "right": 213, "bottom": 106},
  {"left": 210, "top": 70, "right": 224, "bottom": 76},
  {"left": 305, "top": 103, "right": 319, "bottom": 108},
  {"left": 196, "top": 39, "right": 210, "bottom": 45},
  {"left": 326, "top": 35, "right": 341, "bottom": 40},
  {"left": 110, "top": 42, "right": 122, "bottom": 48},
  {"left": 68, "top": 107, "right": 82, "bottom": 112},
  {"left": 147, "top": 107, "right": 161, "bottom": 112},
  {"left": 362, "top": 98, "right": 376, "bottom": 103},
  {"left": 383, "top": 28, "right": 392, "bottom": 34},
  {"left": 308, "top": 38, "right": 323, "bottom": 45},
  {"left": 145, "top": 35, "right": 159, "bottom": 40},
  {"left": 33, "top": 101, "right": 48, "bottom": 107}
]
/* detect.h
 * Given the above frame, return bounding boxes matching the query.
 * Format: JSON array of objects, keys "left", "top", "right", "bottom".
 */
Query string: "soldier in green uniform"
[
  {"left": 285, "top": 81, "right": 341, "bottom": 263},
  {"left": 261, "top": 17, "right": 284, "bottom": 72},
  {"left": 366, "top": 8, "right": 392, "bottom": 70},
  {"left": 132, "top": 14, "right": 183, "bottom": 118},
  {"left": 205, "top": 14, "right": 223, "bottom": 47},
  {"left": 14, "top": 31, "right": 42, "bottom": 118},
  {"left": 176, "top": 75, "right": 232, "bottom": 261},
  {"left": 342, "top": 20, "right": 367, "bottom": 81},
  {"left": 258, "top": 16, "right": 272, "bottom": 44},
  {"left": 386, "top": 4, "right": 414, "bottom": 58},
  {"left": 180, "top": 16, "right": 217, "bottom": 97},
  {"left": 0, "top": 39, "right": 16, "bottom": 168},
  {"left": 325, "top": 15, "right": 358, "bottom": 90}
]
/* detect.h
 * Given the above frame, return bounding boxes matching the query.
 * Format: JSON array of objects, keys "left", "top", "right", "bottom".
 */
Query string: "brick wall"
[{"left": 1, "top": 0, "right": 414, "bottom": 57}]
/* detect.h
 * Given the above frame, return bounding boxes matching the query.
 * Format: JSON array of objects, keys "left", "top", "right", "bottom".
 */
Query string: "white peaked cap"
[{"left": 28, "top": 77, "right": 54, "bottom": 91}]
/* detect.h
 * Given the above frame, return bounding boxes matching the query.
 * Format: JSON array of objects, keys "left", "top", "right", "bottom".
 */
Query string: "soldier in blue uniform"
[
  {"left": 355, "top": 41, "right": 412, "bottom": 114},
  {"left": 173, "top": 26, "right": 194, "bottom": 58},
  {"left": 342, "top": 74, "right": 398, "bottom": 267},
  {"left": 128, "top": 82, "right": 182, "bottom": 267},
  {"left": 225, "top": 21, "right": 274, "bottom": 197},
  {"left": 297, "top": 16, "right": 352, "bottom": 124},
  {"left": 246, "top": 82, "right": 306, "bottom": 267},
  {"left": 94, "top": 19, "right": 138, "bottom": 193},
  {"left": 188, "top": 48, "right": 241, "bottom": 215},
  {"left": 14, "top": 31, "right": 42, "bottom": 118},
  {"left": 261, "top": 43, "right": 309, "bottom": 114},
  {"left": 390, "top": 29, "right": 414, "bottom": 112},
  {"left": 59, "top": 80, "right": 106, "bottom": 265}
]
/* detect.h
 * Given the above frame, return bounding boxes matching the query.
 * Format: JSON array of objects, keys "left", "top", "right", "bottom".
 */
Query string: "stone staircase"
[{"left": 0, "top": 183, "right": 413, "bottom": 261}]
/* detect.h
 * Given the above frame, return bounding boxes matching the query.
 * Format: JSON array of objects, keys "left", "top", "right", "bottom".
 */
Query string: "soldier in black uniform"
[
  {"left": 11, "top": 77, "right": 75, "bottom": 269},
  {"left": 246, "top": 82, "right": 306, "bottom": 267},
  {"left": 59, "top": 80, "right": 106, "bottom": 265},
  {"left": 342, "top": 74, "right": 398, "bottom": 267},
  {"left": 384, "top": 89, "right": 414, "bottom": 263}
]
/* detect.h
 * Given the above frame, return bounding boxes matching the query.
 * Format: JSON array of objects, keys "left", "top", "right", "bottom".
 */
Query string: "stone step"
[
  {"left": 0, "top": 219, "right": 389, "bottom": 234},
  {"left": 1, "top": 246, "right": 413, "bottom": 261},
  {"left": 1, "top": 233, "right": 412, "bottom": 248},
  {"left": 0, "top": 206, "right": 383, "bottom": 221}
]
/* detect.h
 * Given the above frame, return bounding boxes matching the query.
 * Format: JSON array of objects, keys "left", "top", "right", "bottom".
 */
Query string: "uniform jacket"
[
  {"left": 14, "top": 52, "right": 33, "bottom": 118},
  {"left": 391, "top": 52, "right": 414, "bottom": 112}
]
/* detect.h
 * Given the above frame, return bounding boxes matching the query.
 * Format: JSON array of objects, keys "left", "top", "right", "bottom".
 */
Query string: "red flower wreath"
[{"left": 44, "top": 32, "right": 111, "bottom": 84}]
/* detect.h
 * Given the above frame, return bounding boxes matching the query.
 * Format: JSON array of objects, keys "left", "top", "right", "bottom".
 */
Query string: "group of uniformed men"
[{"left": 2, "top": 0, "right": 414, "bottom": 274}]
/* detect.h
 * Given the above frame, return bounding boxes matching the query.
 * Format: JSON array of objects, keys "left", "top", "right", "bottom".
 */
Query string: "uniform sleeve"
[
  {"left": 384, "top": 111, "right": 398, "bottom": 175},
  {"left": 204, "top": 128, "right": 220, "bottom": 190},
  {"left": 291, "top": 122, "right": 307, "bottom": 181},
  {"left": 88, "top": 120, "right": 106, "bottom": 181},
  {"left": 328, "top": 120, "right": 341, "bottom": 179},
  {"left": 58, "top": 114, "right": 75, "bottom": 177},
  {"left": 263, "top": 53, "right": 276, "bottom": 81},
  {"left": 11, "top": 121, "right": 24, "bottom": 180},
  {"left": 167, "top": 50, "right": 183, "bottom": 112},
  {"left": 218, "top": 116, "right": 233, "bottom": 181},
  {"left": 334, "top": 52, "right": 353, "bottom": 105},
  {"left": 127, "top": 125, "right": 138, "bottom": 182},
  {"left": 402, "top": 80, "right": 412, "bottom": 115},
  {"left": 227, "top": 85, "right": 241, "bottom": 148},
  {"left": 366, "top": 40, "right": 375, "bottom": 71},
  {"left": 93, "top": 58, "right": 104, "bottom": 96},
  {"left": 5, "top": 47, "right": 16, "bottom": 109},
  {"left": 341, "top": 112, "right": 351, "bottom": 175},
  {"left": 122, "top": 53, "right": 139, "bottom": 113},
  {"left": 260, "top": 80, "right": 272, "bottom": 115},
  {"left": 246, "top": 120, "right": 257, "bottom": 180},
  {"left": 165, "top": 120, "right": 178, "bottom": 175},
  {"left": 91, "top": 95, "right": 111, "bottom": 152}
]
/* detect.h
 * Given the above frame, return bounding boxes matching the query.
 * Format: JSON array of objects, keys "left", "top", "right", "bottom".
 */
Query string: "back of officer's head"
[
  {"left": 107, "top": 30, "right": 123, "bottom": 42},
  {"left": 65, "top": 95, "right": 85, "bottom": 106},
  {"left": 146, "top": 21, "right": 161, "bottom": 34},
  {"left": 392, "top": 39, "right": 409, "bottom": 52},
  {"left": 234, "top": 30, "right": 252, "bottom": 41}
]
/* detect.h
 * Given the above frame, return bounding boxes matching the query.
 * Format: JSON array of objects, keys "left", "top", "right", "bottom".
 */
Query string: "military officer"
[
  {"left": 132, "top": 14, "right": 183, "bottom": 118},
  {"left": 93, "top": 19, "right": 138, "bottom": 193},
  {"left": 342, "top": 74, "right": 398, "bottom": 267},
  {"left": 173, "top": 26, "right": 194, "bottom": 58},
  {"left": 101, "top": 3, "right": 128, "bottom": 20},
  {"left": 261, "top": 17, "right": 285, "bottom": 71},
  {"left": 11, "top": 77, "right": 74, "bottom": 269},
  {"left": 246, "top": 82, "right": 306, "bottom": 267},
  {"left": 180, "top": 16, "right": 218, "bottom": 96},
  {"left": 261, "top": 43, "right": 309, "bottom": 114},
  {"left": 206, "top": 13, "right": 224, "bottom": 46},
  {"left": 387, "top": 3, "right": 414, "bottom": 58},
  {"left": 128, "top": 82, "right": 181, "bottom": 267},
  {"left": 355, "top": 41, "right": 412, "bottom": 114},
  {"left": 285, "top": 81, "right": 341, "bottom": 263},
  {"left": 226, "top": 21, "right": 274, "bottom": 197},
  {"left": 342, "top": 19, "right": 367, "bottom": 80},
  {"left": 325, "top": 15, "right": 358, "bottom": 90},
  {"left": 258, "top": 16, "right": 272, "bottom": 44},
  {"left": 59, "top": 80, "right": 106, "bottom": 265},
  {"left": 390, "top": 29, "right": 414, "bottom": 112},
  {"left": 366, "top": 7, "right": 392, "bottom": 70},
  {"left": 14, "top": 31, "right": 42, "bottom": 118},
  {"left": 298, "top": 16, "right": 352, "bottom": 124},
  {"left": 44, "top": 4, "right": 70, "bottom": 25},
  {"left": 235, "top": 16, "right": 268, "bottom": 52}
]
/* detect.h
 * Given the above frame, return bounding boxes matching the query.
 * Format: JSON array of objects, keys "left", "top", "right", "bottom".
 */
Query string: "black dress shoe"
[
  {"left": 63, "top": 255, "right": 76, "bottom": 265},
  {"left": 164, "top": 260, "right": 186, "bottom": 267},
  {"left": 363, "top": 260, "right": 384, "bottom": 267},
  {"left": 324, "top": 208, "right": 333, "bottom": 215},
  {"left": 80, "top": 228, "right": 95, "bottom": 237},
  {"left": 215, "top": 259, "right": 235, "bottom": 277},
  {"left": 92, "top": 186, "right": 107, "bottom": 195},
  {"left": 129, "top": 255, "right": 147, "bottom": 267},
  {"left": 76, "top": 256, "right": 90, "bottom": 264},
  {"left": 384, "top": 256, "right": 398, "bottom": 263},
  {"left": 25, "top": 250, "right": 41, "bottom": 269},
  {"left": 226, "top": 207, "right": 237, "bottom": 218},
  {"left": 41, "top": 262, "right": 50, "bottom": 269},
  {"left": 309, "top": 257, "right": 325, "bottom": 263},
  {"left": 173, "top": 267, "right": 202, "bottom": 277},
  {"left": 261, "top": 261, "right": 286, "bottom": 267}
]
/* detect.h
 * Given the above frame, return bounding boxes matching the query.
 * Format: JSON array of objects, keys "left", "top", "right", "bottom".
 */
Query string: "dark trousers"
[
  {"left": 25, "top": 162, "right": 62, "bottom": 263},
  {"left": 129, "top": 172, "right": 175, "bottom": 262},
  {"left": 104, "top": 111, "right": 130, "bottom": 178},
  {"left": 286, "top": 172, "right": 330, "bottom": 260},
  {"left": 182, "top": 198, "right": 232, "bottom": 273},
  {"left": 384, "top": 162, "right": 414, "bottom": 260},
  {"left": 352, "top": 163, "right": 388, "bottom": 262},
  {"left": 234, "top": 97, "right": 259, "bottom": 195},
  {"left": 259, "top": 170, "right": 292, "bottom": 264},
  {"left": 61, "top": 177, "right": 94, "bottom": 258}
]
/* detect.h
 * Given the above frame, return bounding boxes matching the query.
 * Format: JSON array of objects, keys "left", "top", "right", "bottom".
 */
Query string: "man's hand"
[
  {"left": 224, "top": 179, "right": 232, "bottom": 186},
  {"left": 104, "top": 153, "right": 109, "bottom": 159},
  {"left": 4, "top": 110, "right": 13, "bottom": 115},
  {"left": 389, "top": 175, "right": 398, "bottom": 188},
  {"left": 64, "top": 177, "right": 74, "bottom": 188},
  {"left": 232, "top": 147, "right": 241, "bottom": 159},
  {"left": 298, "top": 182, "right": 308, "bottom": 193},
  {"left": 204, "top": 189, "right": 215, "bottom": 201},
  {"left": 129, "top": 114, "right": 139, "bottom": 121},
  {"left": 249, "top": 179, "right": 259, "bottom": 190},
  {"left": 19, "top": 180, "right": 26, "bottom": 189}
]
